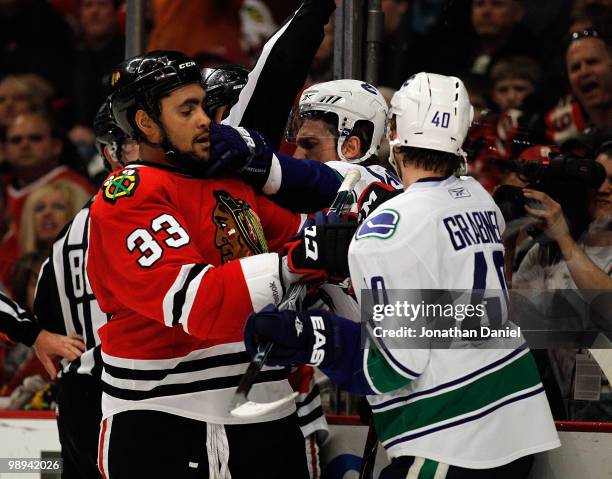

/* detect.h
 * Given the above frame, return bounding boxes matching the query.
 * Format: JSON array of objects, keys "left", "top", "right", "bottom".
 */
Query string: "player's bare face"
[
  {"left": 293, "top": 119, "right": 338, "bottom": 163},
  {"left": 159, "top": 83, "right": 211, "bottom": 162}
]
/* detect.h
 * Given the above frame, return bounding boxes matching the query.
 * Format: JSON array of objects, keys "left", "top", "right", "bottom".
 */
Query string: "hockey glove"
[
  {"left": 244, "top": 306, "right": 336, "bottom": 367},
  {"left": 298, "top": 208, "right": 344, "bottom": 233},
  {"left": 285, "top": 223, "right": 357, "bottom": 281},
  {"left": 210, "top": 124, "right": 273, "bottom": 189},
  {"left": 357, "top": 182, "right": 402, "bottom": 224}
]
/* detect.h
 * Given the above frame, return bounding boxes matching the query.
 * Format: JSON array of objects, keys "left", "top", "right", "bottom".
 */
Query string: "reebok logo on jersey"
[
  {"left": 448, "top": 187, "right": 471, "bottom": 199},
  {"left": 355, "top": 209, "right": 399, "bottom": 240},
  {"left": 102, "top": 168, "right": 139, "bottom": 205},
  {"left": 295, "top": 317, "right": 303, "bottom": 336},
  {"left": 269, "top": 281, "right": 280, "bottom": 305}
]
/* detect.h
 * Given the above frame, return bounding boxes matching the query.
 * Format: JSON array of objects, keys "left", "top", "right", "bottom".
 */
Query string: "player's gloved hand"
[
  {"left": 298, "top": 208, "right": 343, "bottom": 235},
  {"left": 209, "top": 124, "right": 273, "bottom": 189},
  {"left": 284, "top": 223, "right": 357, "bottom": 281},
  {"left": 357, "top": 181, "right": 402, "bottom": 224},
  {"left": 244, "top": 305, "right": 336, "bottom": 367}
]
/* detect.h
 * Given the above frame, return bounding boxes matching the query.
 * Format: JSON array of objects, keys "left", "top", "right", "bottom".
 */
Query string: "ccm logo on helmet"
[
  {"left": 178, "top": 61, "right": 196, "bottom": 69},
  {"left": 310, "top": 315, "right": 326, "bottom": 366}
]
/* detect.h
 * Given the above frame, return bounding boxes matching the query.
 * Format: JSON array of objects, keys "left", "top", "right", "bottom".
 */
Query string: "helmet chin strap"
[{"left": 455, "top": 149, "right": 468, "bottom": 176}]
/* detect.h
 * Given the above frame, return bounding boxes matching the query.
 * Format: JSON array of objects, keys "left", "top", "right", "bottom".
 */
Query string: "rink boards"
[{"left": 0, "top": 412, "right": 611, "bottom": 478}]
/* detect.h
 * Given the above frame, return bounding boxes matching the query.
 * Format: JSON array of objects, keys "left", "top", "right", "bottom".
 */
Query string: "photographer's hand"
[
  {"left": 523, "top": 189, "right": 571, "bottom": 243},
  {"left": 523, "top": 189, "right": 612, "bottom": 297}
]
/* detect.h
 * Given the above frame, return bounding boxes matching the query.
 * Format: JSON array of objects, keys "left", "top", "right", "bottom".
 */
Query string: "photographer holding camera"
[
  {"left": 512, "top": 143, "right": 611, "bottom": 293},
  {"left": 505, "top": 141, "right": 612, "bottom": 420}
]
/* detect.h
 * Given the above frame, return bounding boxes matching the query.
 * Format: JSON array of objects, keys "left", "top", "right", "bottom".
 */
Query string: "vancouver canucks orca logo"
[{"left": 356, "top": 209, "right": 400, "bottom": 240}]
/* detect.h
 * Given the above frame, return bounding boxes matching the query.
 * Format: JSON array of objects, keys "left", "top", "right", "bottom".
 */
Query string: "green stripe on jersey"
[
  {"left": 419, "top": 458, "right": 440, "bottom": 478},
  {"left": 366, "top": 343, "right": 414, "bottom": 393},
  {"left": 374, "top": 351, "right": 541, "bottom": 443}
]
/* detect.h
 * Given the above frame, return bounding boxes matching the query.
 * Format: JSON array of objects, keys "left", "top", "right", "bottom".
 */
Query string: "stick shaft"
[{"left": 230, "top": 169, "right": 362, "bottom": 409}]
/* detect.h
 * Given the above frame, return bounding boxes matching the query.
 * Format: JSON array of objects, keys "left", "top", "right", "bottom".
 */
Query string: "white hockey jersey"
[{"left": 348, "top": 175, "right": 560, "bottom": 468}]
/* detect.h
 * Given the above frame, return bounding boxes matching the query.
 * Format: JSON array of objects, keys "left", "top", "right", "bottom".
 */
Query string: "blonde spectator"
[{"left": 19, "top": 180, "right": 89, "bottom": 256}]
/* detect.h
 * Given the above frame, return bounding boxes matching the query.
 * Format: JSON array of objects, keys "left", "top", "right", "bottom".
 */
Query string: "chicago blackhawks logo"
[
  {"left": 212, "top": 190, "right": 268, "bottom": 263},
  {"left": 102, "top": 168, "right": 139, "bottom": 205}
]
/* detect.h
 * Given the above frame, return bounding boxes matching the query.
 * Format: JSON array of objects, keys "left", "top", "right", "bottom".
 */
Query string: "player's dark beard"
[{"left": 162, "top": 135, "right": 217, "bottom": 178}]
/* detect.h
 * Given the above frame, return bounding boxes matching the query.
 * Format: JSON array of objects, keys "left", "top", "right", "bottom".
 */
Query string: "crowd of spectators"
[{"left": 0, "top": 0, "right": 610, "bottom": 420}]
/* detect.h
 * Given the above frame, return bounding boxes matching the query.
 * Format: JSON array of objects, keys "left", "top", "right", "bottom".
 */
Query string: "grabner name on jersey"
[{"left": 443, "top": 209, "right": 502, "bottom": 251}]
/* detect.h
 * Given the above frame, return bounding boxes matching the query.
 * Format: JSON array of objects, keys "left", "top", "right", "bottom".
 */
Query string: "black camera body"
[{"left": 494, "top": 154, "right": 605, "bottom": 244}]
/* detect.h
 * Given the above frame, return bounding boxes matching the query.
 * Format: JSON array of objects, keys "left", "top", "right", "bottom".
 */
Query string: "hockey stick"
[
  {"left": 230, "top": 169, "right": 362, "bottom": 418},
  {"left": 358, "top": 414, "right": 378, "bottom": 479}
]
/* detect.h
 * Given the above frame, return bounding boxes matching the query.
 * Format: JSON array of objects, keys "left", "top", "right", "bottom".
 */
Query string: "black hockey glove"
[
  {"left": 244, "top": 305, "right": 336, "bottom": 367},
  {"left": 285, "top": 223, "right": 357, "bottom": 281},
  {"left": 210, "top": 124, "right": 273, "bottom": 189},
  {"left": 357, "top": 181, "right": 402, "bottom": 224}
]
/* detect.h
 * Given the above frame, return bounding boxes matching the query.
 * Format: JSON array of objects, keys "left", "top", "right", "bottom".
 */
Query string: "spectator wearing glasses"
[
  {"left": 2, "top": 111, "right": 94, "bottom": 234},
  {"left": 544, "top": 3, "right": 612, "bottom": 144}
]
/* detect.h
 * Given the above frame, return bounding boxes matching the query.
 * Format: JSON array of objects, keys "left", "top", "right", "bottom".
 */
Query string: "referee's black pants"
[
  {"left": 98, "top": 409, "right": 309, "bottom": 478},
  {"left": 56, "top": 372, "right": 103, "bottom": 479}
]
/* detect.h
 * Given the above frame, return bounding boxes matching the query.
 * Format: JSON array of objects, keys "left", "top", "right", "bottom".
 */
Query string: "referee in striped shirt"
[
  {"left": 33, "top": 103, "right": 134, "bottom": 478},
  {"left": 1, "top": 291, "right": 84, "bottom": 375}
]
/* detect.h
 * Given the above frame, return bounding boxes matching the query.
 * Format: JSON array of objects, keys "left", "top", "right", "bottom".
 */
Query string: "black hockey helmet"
[
  {"left": 201, "top": 64, "right": 249, "bottom": 120},
  {"left": 108, "top": 50, "right": 203, "bottom": 139},
  {"left": 94, "top": 101, "right": 125, "bottom": 155},
  {"left": 94, "top": 101, "right": 131, "bottom": 170}
]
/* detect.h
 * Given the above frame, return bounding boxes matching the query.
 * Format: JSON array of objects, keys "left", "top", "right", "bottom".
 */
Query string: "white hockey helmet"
[
  {"left": 295, "top": 79, "right": 388, "bottom": 163},
  {"left": 389, "top": 73, "right": 474, "bottom": 157}
]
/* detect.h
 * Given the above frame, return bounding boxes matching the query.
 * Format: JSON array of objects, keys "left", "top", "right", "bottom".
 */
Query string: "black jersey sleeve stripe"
[
  {"left": 101, "top": 369, "right": 287, "bottom": 401},
  {"left": 171, "top": 263, "right": 208, "bottom": 327}
]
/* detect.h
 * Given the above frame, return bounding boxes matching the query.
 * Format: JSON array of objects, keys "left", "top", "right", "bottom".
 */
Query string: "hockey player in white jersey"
[
  {"left": 289, "top": 78, "right": 401, "bottom": 190},
  {"left": 245, "top": 73, "right": 560, "bottom": 478}
]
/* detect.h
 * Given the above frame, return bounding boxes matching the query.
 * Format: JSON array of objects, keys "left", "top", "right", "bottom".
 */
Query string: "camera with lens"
[{"left": 493, "top": 152, "right": 606, "bottom": 244}]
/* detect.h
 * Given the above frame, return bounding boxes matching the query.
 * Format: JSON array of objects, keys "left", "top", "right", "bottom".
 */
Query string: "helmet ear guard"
[{"left": 295, "top": 79, "right": 388, "bottom": 164}]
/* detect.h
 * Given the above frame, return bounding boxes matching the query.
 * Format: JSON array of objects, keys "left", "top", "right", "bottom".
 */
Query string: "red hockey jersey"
[{"left": 87, "top": 164, "right": 302, "bottom": 424}]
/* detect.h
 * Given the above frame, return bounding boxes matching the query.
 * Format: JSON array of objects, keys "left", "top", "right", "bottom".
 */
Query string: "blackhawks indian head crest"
[
  {"left": 212, "top": 190, "right": 268, "bottom": 264},
  {"left": 102, "top": 168, "right": 139, "bottom": 205}
]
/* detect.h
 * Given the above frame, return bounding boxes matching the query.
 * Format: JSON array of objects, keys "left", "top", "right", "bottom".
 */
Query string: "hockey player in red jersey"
[{"left": 88, "top": 51, "right": 312, "bottom": 478}]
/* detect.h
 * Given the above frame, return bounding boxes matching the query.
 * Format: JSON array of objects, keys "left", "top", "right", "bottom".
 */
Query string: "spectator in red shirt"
[{"left": 3, "top": 111, "right": 94, "bottom": 234}]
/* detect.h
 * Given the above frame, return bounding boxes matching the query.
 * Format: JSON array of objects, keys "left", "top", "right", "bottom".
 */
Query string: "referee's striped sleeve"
[{"left": 0, "top": 292, "right": 41, "bottom": 346}]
